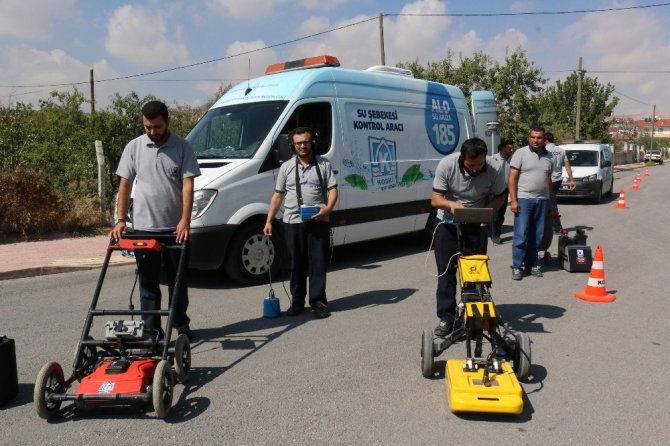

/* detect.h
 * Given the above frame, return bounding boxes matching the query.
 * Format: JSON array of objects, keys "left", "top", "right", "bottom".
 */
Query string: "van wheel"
[
  {"left": 592, "top": 181, "right": 603, "bottom": 204},
  {"left": 605, "top": 177, "right": 614, "bottom": 197},
  {"left": 224, "top": 221, "right": 283, "bottom": 285}
]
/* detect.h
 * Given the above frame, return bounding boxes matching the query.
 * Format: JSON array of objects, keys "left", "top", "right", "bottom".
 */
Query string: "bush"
[{"left": 0, "top": 169, "right": 63, "bottom": 237}]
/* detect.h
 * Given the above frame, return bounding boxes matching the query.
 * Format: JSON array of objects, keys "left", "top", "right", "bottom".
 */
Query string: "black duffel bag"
[{"left": 0, "top": 336, "right": 19, "bottom": 405}]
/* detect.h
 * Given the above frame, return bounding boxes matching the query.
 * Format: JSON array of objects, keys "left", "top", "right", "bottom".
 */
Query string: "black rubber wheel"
[
  {"left": 152, "top": 360, "right": 174, "bottom": 419},
  {"left": 513, "top": 332, "right": 531, "bottom": 382},
  {"left": 72, "top": 336, "right": 97, "bottom": 380},
  {"left": 224, "top": 220, "right": 283, "bottom": 285},
  {"left": 173, "top": 334, "right": 191, "bottom": 384},
  {"left": 421, "top": 330, "right": 434, "bottom": 378},
  {"left": 592, "top": 181, "right": 603, "bottom": 204},
  {"left": 605, "top": 177, "right": 614, "bottom": 197},
  {"left": 34, "top": 361, "right": 64, "bottom": 420}
]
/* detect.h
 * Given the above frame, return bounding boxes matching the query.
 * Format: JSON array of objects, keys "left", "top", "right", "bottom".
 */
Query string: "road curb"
[{"left": 0, "top": 257, "right": 134, "bottom": 281}]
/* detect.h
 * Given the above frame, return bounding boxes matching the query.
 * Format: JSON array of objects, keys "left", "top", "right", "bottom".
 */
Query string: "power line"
[
  {"left": 389, "top": 2, "right": 670, "bottom": 18},
  {"left": 1, "top": 2, "right": 669, "bottom": 90},
  {"left": 614, "top": 89, "right": 652, "bottom": 106},
  {"left": 0, "top": 16, "right": 378, "bottom": 89}
]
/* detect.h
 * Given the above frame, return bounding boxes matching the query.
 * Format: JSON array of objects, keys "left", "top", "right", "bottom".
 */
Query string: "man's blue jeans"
[{"left": 512, "top": 198, "right": 548, "bottom": 270}]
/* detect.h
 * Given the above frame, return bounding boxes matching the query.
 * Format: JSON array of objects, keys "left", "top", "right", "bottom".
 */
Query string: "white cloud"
[
  {"left": 193, "top": 40, "right": 278, "bottom": 100},
  {"left": 205, "top": 0, "right": 280, "bottom": 20},
  {"left": 298, "top": 0, "right": 348, "bottom": 11},
  {"left": 105, "top": 5, "right": 189, "bottom": 66},
  {"left": 562, "top": 6, "right": 670, "bottom": 114},
  {"left": 445, "top": 30, "right": 483, "bottom": 59},
  {"left": 287, "top": 0, "right": 450, "bottom": 69},
  {"left": 0, "top": 0, "right": 78, "bottom": 40},
  {"left": 0, "top": 45, "right": 117, "bottom": 108},
  {"left": 510, "top": 1, "right": 536, "bottom": 14},
  {"left": 485, "top": 28, "right": 529, "bottom": 61}
]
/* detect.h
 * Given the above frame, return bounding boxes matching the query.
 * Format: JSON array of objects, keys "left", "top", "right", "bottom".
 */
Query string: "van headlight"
[
  {"left": 192, "top": 189, "right": 218, "bottom": 219},
  {"left": 580, "top": 174, "right": 597, "bottom": 183}
]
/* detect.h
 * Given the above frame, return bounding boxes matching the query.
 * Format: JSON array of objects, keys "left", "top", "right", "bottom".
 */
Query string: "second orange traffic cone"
[
  {"left": 645, "top": 168, "right": 650, "bottom": 177},
  {"left": 613, "top": 188, "right": 629, "bottom": 209},
  {"left": 631, "top": 177, "right": 640, "bottom": 190},
  {"left": 575, "top": 245, "right": 616, "bottom": 303}
]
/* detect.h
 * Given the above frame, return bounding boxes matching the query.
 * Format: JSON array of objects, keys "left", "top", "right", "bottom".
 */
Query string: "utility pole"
[
  {"left": 651, "top": 104, "right": 656, "bottom": 153},
  {"left": 378, "top": 13, "right": 386, "bottom": 65},
  {"left": 575, "top": 57, "right": 583, "bottom": 141},
  {"left": 89, "top": 68, "right": 95, "bottom": 133}
]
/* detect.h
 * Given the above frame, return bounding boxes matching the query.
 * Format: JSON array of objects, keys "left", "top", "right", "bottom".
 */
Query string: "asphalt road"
[{"left": 1, "top": 165, "right": 668, "bottom": 445}]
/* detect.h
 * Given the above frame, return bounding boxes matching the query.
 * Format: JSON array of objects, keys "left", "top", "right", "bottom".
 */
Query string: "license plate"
[{"left": 561, "top": 184, "right": 570, "bottom": 191}]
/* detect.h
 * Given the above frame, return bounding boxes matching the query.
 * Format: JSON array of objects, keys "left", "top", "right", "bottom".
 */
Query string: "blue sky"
[{"left": 1, "top": 0, "right": 669, "bottom": 118}]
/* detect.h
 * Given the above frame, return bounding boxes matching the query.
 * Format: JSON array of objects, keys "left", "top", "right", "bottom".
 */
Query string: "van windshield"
[
  {"left": 186, "top": 101, "right": 288, "bottom": 159},
  {"left": 566, "top": 150, "right": 598, "bottom": 167}
]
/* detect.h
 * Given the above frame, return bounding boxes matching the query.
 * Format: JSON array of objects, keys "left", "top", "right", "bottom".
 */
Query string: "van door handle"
[{"left": 333, "top": 169, "right": 339, "bottom": 174}]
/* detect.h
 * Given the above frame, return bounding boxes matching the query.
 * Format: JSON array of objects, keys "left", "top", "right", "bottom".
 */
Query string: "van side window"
[{"left": 281, "top": 102, "right": 333, "bottom": 155}]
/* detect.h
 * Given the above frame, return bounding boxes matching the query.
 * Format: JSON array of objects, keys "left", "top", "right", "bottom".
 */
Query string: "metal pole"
[
  {"left": 89, "top": 68, "right": 95, "bottom": 133},
  {"left": 575, "top": 57, "right": 583, "bottom": 141},
  {"left": 651, "top": 104, "right": 656, "bottom": 153},
  {"left": 95, "top": 140, "right": 105, "bottom": 225},
  {"left": 379, "top": 13, "right": 386, "bottom": 66}
]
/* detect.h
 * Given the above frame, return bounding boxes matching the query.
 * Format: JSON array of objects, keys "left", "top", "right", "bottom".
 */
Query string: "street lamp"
[{"left": 486, "top": 121, "right": 500, "bottom": 155}]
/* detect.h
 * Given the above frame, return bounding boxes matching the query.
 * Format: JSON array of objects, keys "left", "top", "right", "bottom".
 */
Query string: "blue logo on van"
[
  {"left": 368, "top": 136, "right": 398, "bottom": 187},
  {"left": 425, "top": 82, "right": 460, "bottom": 155}
]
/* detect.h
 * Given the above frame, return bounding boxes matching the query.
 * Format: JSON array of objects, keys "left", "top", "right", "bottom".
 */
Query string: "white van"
[
  {"left": 557, "top": 143, "right": 614, "bottom": 203},
  {"left": 185, "top": 55, "right": 498, "bottom": 284}
]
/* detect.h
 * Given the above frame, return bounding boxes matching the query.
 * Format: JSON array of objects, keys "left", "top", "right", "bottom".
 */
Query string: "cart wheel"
[
  {"left": 73, "top": 336, "right": 97, "bottom": 380},
  {"left": 421, "top": 330, "right": 434, "bottom": 378},
  {"left": 152, "top": 360, "right": 174, "bottom": 419},
  {"left": 173, "top": 334, "right": 191, "bottom": 384},
  {"left": 513, "top": 332, "right": 531, "bottom": 382},
  {"left": 34, "top": 361, "right": 64, "bottom": 420}
]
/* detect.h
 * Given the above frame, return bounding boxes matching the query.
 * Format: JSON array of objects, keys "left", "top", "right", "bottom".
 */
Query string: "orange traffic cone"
[
  {"left": 645, "top": 168, "right": 650, "bottom": 177},
  {"left": 631, "top": 177, "right": 640, "bottom": 190},
  {"left": 575, "top": 245, "right": 616, "bottom": 303},
  {"left": 613, "top": 188, "right": 629, "bottom": 209},
  {"left": 636, "top": 172, "right": 642, "bottom": 181}
]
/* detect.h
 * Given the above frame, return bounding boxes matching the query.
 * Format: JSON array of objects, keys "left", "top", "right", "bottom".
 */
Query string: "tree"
[
  {"left": 0, "top": 103, "right": 36, "bottom": 171},
  {"left": 397, "top": 48, "right": 546, "bottom": 146},
  {"left": 533, "top": 72, "right": 619, "bottom": 142}
]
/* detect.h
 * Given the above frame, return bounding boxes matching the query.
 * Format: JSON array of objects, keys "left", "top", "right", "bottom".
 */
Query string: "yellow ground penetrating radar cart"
[{"left": 421, "top": 208, "right": 531, "bottom": 415}]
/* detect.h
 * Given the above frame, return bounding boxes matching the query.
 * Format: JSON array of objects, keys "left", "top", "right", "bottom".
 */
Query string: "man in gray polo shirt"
[
  {"left": 263, "top": 127, "right": 338, "bottom": 319},
  {"left": 110, "top": 100, "right": 201, "bottom": 340},
  {"left": 431, "top": 137, "right": 506, "bottom": 337},
  {"left": 508, "top": 126, "right": 553, "bottom": 280}
]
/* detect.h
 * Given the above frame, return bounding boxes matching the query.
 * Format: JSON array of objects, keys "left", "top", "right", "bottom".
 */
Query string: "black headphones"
[{"left": 288, "top": 126, "right": 318, "bottom": 152}]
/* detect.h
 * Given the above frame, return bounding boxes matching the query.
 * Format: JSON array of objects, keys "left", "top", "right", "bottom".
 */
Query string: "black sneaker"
[
  {"left": 313, "top": 302, "right": 331, "bottom": 319},
  {"left": 491, "top": 235, "right": 502, "bottom": 245},
  {"left": 176, "top": 325, "right": 193, "bottom": 341},
  {"left": 512, "top": 268, "right": 523, "bottom": 280},
  {"left": 285, "top": 305, "right": 305, "bottom": 316},
  {"left": 434, "top": 320, "right": 453, "bottom": 338}
]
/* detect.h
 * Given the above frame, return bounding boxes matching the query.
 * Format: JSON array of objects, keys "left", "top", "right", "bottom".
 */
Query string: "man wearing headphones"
[
  {"left": 430, "top": 137, "right": 506, "bottom": 337},
  {"left": 264, "top": 127, "right": 338, "bottom": 319}
]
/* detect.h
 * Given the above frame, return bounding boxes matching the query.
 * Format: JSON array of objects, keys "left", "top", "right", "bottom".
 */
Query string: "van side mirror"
[
  {"left": 273, "top": 134, "right": 292, "bottom": 164},
  {"left": 601, "top": 159, "right": 612, "bottom": 167}
]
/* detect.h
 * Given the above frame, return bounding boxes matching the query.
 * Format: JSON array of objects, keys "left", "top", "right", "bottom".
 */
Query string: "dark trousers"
[
  {"left": 134, "top": 233, "right": 190, "bottom": 336},
  {"left": 434, "top": 220, "right": 487, "bottom": 323},
  {"left": 491, "top": 191, "right": 509, "bottom": 238},
  {"left": 550, "top": 181, "right": 563, "bottom": 231},
  {"left": 284, "top": 221, "right": 330, "bottom": 307}
]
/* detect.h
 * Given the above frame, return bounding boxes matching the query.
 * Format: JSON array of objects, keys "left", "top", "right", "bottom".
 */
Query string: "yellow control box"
[
  {"left": 458, "top": 255, "right": 492, "bottom": 287},
  {"left": 445, "top": 359, "right": 523, "bottom": 415}
]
